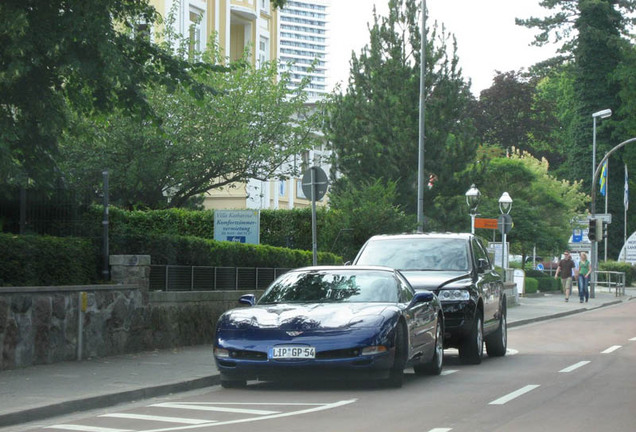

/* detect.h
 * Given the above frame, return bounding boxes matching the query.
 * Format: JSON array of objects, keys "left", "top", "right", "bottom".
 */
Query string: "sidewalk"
[{"left": 1, "top": 288, "right": 634, "bottom": 428}]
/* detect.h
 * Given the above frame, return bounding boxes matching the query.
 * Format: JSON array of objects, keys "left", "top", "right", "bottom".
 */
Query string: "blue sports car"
[{"left": 213, "top": 266, "right": 444, "bottom": 388}]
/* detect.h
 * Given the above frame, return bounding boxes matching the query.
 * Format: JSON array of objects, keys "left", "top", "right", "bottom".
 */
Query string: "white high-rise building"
[{"left": 278, "top": 0, "right": 329, "bottom": 102}]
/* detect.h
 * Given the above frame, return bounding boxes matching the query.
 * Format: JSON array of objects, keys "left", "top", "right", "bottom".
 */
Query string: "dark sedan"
[{"left": 213, "top": 266, "right": 444, "bottom": 388}]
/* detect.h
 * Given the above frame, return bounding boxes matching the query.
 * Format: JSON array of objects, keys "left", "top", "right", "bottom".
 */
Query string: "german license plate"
[{"left": 271, "top": 346, "right": 315, "bottom": 359}]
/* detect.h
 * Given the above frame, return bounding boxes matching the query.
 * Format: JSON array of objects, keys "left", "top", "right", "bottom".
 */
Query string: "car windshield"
[
  {"left": 356, "top": 238, "right": 469, "bottom": 271},
  {"left": 258, "top": 270, "right": 399, "bottom": 304}
]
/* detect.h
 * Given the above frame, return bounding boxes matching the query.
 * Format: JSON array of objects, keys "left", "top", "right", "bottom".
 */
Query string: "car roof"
[
  {"left": 365, "top": 232, "right": 473, "bottom": 241},
  {"left": 290, "top": 265, "right": 398, "bottom": 273}
]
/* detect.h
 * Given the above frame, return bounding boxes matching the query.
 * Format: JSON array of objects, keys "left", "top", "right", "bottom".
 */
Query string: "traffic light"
[
  {"left": 588, "top": 218, "right": 597, "bottom": 241},
  {"left": 602, "top": 221, "right": 609, "bottom": 240}
]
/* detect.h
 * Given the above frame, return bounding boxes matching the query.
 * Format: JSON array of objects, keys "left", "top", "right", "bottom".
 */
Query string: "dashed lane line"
[
  {"left": 559, "top": 361, "right": 591, "bottom": 373},
  {"left": 601, "top": 345, "right": 622, "bottom": 354},
  {"left": 441, "top": 370, "right": 458, "bottom": 376},
  {"left": 489, "top": 385, "right": 540, "bottom": 405}
]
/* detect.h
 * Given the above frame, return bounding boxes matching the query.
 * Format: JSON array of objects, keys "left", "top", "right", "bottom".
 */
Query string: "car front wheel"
[
  {"left": 486, "top": 309, "right": 507, "bottom": 357},
  {"left": 459, "top": 313, "right": 483, "bottom": 365}
]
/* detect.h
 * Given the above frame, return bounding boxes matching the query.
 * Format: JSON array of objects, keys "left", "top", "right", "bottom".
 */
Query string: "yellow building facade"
[{"left": 148, "top": 1, "right": 327, "bottom": 211}]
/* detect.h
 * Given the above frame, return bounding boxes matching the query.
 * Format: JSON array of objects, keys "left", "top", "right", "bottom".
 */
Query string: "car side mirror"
[
  {"left": 239, "top": 294, "right": 256, "bottom": 306},
  {"left": 477, "top": 258, "right": 489, "bottom": 273},
  {"left": 411, "top": 291, "right": 435, "bottom": 305}
]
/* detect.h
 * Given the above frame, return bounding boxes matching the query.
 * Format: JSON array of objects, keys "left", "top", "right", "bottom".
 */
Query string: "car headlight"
[{"left": 438, "top": 289, "right": 470, "bottom": 301}]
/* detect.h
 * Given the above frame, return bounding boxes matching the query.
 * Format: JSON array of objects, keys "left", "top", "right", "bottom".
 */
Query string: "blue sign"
[
  {"left": 214, "top": 210, "right": 260, "bottom": 245},
  {"left": 536, "top": 263, "right": 544, "bottom": 271},
  {"left": 226, "top": 236, "right": 246, "bottom": 243},
  {"left": 572, "top": 228, "right": 583, "bottom": 243}
]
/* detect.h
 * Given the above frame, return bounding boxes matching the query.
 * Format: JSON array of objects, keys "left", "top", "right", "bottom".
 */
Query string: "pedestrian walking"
[
  {"left": 555, "top": 250, "right": 576, "bottom": 302},
  {"left": 577, "top": 252, "right": 591, "bottom": 303}
]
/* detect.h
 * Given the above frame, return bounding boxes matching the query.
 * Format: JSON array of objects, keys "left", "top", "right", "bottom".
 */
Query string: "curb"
[
  {"left": 508, "top": 298, "right": 628, "bottom": 329},
  {"left": 0, "top": 375, "right": 221, "bottom": 428}
]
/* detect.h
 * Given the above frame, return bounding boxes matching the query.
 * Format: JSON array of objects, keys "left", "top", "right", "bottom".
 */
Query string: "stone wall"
[{"left": 0, "top": 255, "right": 256, "bottom": 371}]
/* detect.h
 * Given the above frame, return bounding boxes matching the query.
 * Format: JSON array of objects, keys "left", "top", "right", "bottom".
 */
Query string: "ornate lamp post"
[
  {"left": 465, "top": 184, "right": 481, "bottom": 234},
  {"left": 499, "top": 192, "right": 513, "bottom": 281}
]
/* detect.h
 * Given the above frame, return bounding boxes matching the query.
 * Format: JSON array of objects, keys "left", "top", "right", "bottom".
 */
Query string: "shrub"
[
  {"left": 0, "top": 233, "right": 97, "bottom": 286},
  {"left": 598, "top": 260, "right": 634, "bottom": 287},
  {"left": 537, "top": 276, "right": 560, "bottom": 292},
  {"left": 524, "top": 277, "right": 538, "bottom": 294}
]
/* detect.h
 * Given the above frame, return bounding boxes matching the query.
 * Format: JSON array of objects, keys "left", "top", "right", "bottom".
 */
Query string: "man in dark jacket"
[{"left": 555, "top": 250, "right": 576, "bottom": 302}]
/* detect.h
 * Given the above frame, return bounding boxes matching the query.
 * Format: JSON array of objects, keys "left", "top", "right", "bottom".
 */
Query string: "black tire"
[
  {"left": 414, "top": 316, "right": 443, "bottom": 376},
  {"left": 220, "top": 377, "right": 247, "bottom": 389},
  {"left": 485, "top": 308, "right": 507, "bottom": 357},
  {"left": 386, "top": 323, "right": 407, "bottom": 388},
  {"left": 459, "top": 313, "right": 483, "bottom": 365}
]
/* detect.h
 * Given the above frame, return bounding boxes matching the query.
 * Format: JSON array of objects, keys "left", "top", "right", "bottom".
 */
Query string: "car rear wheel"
[
  {"left": 386, "top": 323, "right": 407, "bottom": 388},
  {"left": 459, "top": 313, "right": 483, "bottom": 365},
  {"left": 485, "top": 308, "right": 507, "bottom": 357},
  {"left": 414, "top": 316, "right": 443, "bottom": 376}
]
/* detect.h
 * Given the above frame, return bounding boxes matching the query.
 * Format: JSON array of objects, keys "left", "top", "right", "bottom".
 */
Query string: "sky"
[{"left": 327, "top": 0, "right": 558, "bottom": 96}]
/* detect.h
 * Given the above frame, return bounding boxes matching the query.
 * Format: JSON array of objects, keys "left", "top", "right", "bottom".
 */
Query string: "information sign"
[{"left": 214, "top": 210, "right": 260, "bottom": 244}]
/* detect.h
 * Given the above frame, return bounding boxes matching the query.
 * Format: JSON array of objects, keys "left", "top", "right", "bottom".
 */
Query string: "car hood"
[
  {"left": 399, "top": 270, "right": 472, "bottom": 292},
  {"left": 218, "top": 303, "right": 393, "bottom": 331}
]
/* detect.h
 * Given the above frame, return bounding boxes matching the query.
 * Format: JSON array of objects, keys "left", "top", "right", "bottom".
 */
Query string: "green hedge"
[
  {"left": 0, "top": 233, "right": 97, "bottom": 286},
  {"left": 537, "top": 276, "right": 561, "bottom": 292},
  {"left": 525, "top": 278, "right": 538, "bottom": 294},
  {"left": 599, "top": 260, "right": 634, "bottom": 287},
  {"left": 83, "top": 206, "right": 322, "bottom": 251},
  {"left": 110, "top": 233, "right": 341, "bottom": 267}
]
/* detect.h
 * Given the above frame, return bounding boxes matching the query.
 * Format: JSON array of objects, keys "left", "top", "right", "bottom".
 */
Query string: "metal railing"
[
  {"left": 149, "top": 265, "right": 292, "bottom": 291},
  {"left": 594, "top": 271, "right": 626, "bottom": 297}
]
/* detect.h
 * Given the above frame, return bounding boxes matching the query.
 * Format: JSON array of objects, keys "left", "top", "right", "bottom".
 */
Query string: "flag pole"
[{"left": 604, "top": 159, "right": 609, "bottom": 261}]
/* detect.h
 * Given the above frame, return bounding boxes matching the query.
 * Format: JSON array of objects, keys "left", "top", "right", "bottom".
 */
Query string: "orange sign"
[{"left": 474, "top": 218, "right": 498, "bottom": 230}]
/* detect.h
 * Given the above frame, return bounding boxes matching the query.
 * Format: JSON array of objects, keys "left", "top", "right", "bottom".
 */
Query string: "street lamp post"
[
  {"left": 499, "top": 192, "right": 513, "bottom": 281},
  {"left": 465, "top": 184, "right": 481, "bottom": 234},
  {"left": 591, "top": 108, "right": 612, "bottom": 298}
]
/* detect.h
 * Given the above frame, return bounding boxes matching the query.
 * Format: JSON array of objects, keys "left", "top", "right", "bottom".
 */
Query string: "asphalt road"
[{"left": 13, "top": 301, "right": 636, "bottom": 432}]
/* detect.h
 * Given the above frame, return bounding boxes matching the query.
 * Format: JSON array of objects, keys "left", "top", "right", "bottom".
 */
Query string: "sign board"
[
  {"left": 474, "top": 218, "right": 498, "bottom": 230},
  {"left": 301, "top": 167, "right": 329, "bottom": 201},
  {"left": 214, "top": 210, "right": 260, "bottom": 244},
  {"left": 498, "top": 214, "right": 513, "bottom": 234},
  {"left": 571, "top": 228, "right": 583, "bottom": 243},
  {"left": 589, "top": 213, "right": 612, "bottom": 223},
  {"left": 489, "top": 242, "right": 509, "bottom": 268},
  {"left": 618, "top": 231, "right": 636, "bottom": 264}
]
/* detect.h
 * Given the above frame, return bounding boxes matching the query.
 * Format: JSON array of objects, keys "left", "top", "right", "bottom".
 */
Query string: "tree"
[
  {"left": 517, "top": 0, "right": 636, "bottom": 258},
  {"left": 322, "top": 178, "right": 415, "bottom": 261},
  {"left": 325, "top": 0, "right": 477, "bottom": 216},
  {"left": 468, "top": 149, "right": 588, "bottom": 261},
  {"left": 0, "top": 0, "right": 209, "bottom": 188},
  {"left": 474, "top": 70, "right": 560, "bottom": 164},
  {"left": 59, "top": 46, "right": 320, "bottom": 209}
]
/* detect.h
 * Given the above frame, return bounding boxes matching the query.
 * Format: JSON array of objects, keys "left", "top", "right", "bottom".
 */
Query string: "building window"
[
  {"left": 258, "top": 36, "right": 270, "bottom": 66},
  {"left": 279, "top": 180, "right": 286, "bottom": 197},
  {"left": 261, "top": 0, "right": 271, "bottom": 14},
  {"left": 189, "top": 7, "right": 203, "bottom": 60}
]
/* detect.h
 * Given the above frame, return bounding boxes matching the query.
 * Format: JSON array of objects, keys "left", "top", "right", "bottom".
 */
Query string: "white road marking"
[
  {"left": 150, "top": 402, "right": 279, "bottom": 415},
  {"left": 601, "top": 345, "right": 622, "bottom": 354},
  {"left": 629, "top": 337, "right": 636, "bottom": 341},
  {"left": 489, "top": 385, "right": 540, "bottom": 405},
  {"left": 99, "top": 414, "right": 213, "bottom": 425},
  {"left": 506, "top": 348, "right": 519, "bottom": 356},
  {"left": 559, "top": 361, "right": 591, "bottom": 373},
  {"left": 128, "top": 399, "right": 357, "bottom": 432},
  {"left": 441, "top": 370, "right": 458, "bottom": 376},
  {"left": 428, "top": 429, "right": 452, "bottom": 432},
  {"left": 46, "top": 426, "right": 133, "bottom": 432}
]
